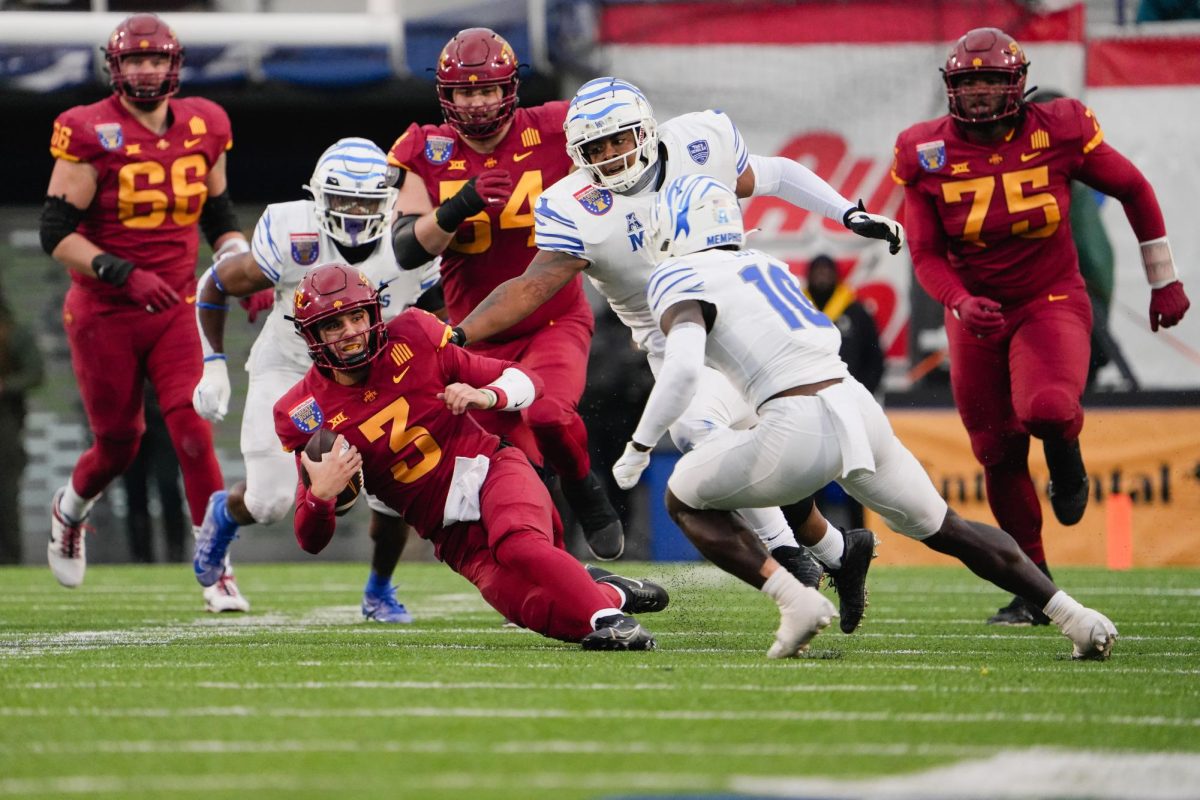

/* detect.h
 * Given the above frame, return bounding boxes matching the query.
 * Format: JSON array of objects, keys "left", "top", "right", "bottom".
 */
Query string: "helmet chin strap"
[{"left": 622, "top": 156, "right": 662, "bottom": 197}]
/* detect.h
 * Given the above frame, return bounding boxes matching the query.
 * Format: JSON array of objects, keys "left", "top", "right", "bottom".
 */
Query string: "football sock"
[
  {"left": 365, "top": 570, "right": 391, "bottom": 597},
  {"left": 808, "top": 522, "right": 845, "bottom": 569},
  {"left": 760, "top": 566, "right": 807, "bottom": 608},
  {"left": 1043, "top": 590, "right": 1083, "bottom": 626},
  {"left": 59, "top": 482, "right": 96, "bottom": 523},
  {"left": 738, "top": 507, "right": 799, "bottom": 550}
]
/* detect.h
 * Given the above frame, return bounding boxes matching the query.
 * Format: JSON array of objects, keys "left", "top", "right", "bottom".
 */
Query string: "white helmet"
[
  {"left": 651, "top": 174, "right": 745, "bottom": 261},
  {"left": 306, "top": 138, "right": 399, "bottom": 248},
  {"left": 565, "top": 77, "right": 658, "bottom": 193}
]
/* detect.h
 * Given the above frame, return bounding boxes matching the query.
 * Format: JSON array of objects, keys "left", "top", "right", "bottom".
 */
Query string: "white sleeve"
[
  {"left": 747, "top": 153, "right": 856, "bottom": 222},
  {"left": 482, "top": 367, "right": 537, "bottom": 411},
  {"left": 250, "top": 206, "right": 286, "bottom": 284},
  {"left": 533, "top": 195, "right": 590, "bottom": 263},
  {"left": 631, "top": 322, "right": 707, "bottom": 448}
]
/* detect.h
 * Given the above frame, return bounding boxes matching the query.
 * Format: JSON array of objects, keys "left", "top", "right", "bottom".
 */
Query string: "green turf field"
[{"left": 2, "top": 562, "right": 1198, "bottom": 799}]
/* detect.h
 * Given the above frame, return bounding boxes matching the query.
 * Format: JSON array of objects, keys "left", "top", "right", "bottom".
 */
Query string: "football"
[{"left": 301, "top": 428, "right": 363, "bottom": 516}]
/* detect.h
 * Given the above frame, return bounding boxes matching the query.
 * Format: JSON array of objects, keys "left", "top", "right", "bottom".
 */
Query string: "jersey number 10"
[{"left": 740, "top": 263, "right": 834, "bottom": 330}]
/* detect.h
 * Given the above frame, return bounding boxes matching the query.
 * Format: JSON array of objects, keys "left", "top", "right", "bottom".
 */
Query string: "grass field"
[{"left": 2, "top": 561, "right": 1198, "bottom": 799}]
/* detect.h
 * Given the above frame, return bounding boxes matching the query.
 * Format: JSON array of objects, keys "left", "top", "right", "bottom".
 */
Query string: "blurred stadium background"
[{"left": 1, "top": 0, "right": 1196, "bottom": 568}]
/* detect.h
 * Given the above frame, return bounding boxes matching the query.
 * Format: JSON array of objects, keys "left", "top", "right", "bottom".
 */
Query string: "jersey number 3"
[
  {"left": 357, "top": 396, "right": 442, "bottom": 484},
  {"left": 439, "top": 170, "right": 543, "bottom": 253}
]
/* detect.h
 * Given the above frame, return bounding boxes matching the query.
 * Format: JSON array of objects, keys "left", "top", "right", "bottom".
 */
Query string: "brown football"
[{"left": 301, "top": 428, "right": 363, "bottom": 517}]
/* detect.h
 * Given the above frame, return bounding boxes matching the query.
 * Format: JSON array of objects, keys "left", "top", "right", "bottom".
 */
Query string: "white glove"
[
  {"left": 192, "top": 356, "right": 231, "bottom": 422},
  {"left": 843, "top": 200, "right": 905, "bottom": 255},
  {"left": 612, "top": 442, "right": 652, "bottom": 490}
]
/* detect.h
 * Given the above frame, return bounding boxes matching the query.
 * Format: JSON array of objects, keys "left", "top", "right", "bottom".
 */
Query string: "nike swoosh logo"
[
  {"left": 1048, "top": 294, "right": 1069, "bottom": 302},
  {"left": 184, "top": 137, "right": 202, "bottom": 148},
  {"left": 1020, "top": 151, "right": 1042, "bottom": 162},
  {"left": 392, "top": 366, "right": 411, "bottom": 384},
  {"left": 513, "top": 151, "right": 533, "bottom": 162}
]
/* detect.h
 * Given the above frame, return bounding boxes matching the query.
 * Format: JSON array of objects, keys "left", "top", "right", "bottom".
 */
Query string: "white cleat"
[
  {"left": 1060, "top": 607, "right": 1118, "bottom": 661},
  {"left": 48, "top": 487, "right": 88, "bottom": 588},
  {"left": 203, "top": 567, "right": 250, "bottom": 613},
  {"left": 767, "top": 586, "right": 837, "bottom": 659}
]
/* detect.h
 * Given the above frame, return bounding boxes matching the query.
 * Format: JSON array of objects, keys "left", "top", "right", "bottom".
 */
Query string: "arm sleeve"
[
  {"left": 630, "top": 321, "right": 706, "bottom": 447},
  {"left": 482, "top": 367, "right": 539, "bottom": 411},
  {"left": 1074, "top": 141, "right": 1166, "bottom": 243},
  {"left": 905, "top": 185, "right": 972, "bottom": 309},
  {"left": 292, "top": 456, "right": 337, "bottom": 555},
  {"left": 747, "top": 153, "right": 855, "bottom": 222}
]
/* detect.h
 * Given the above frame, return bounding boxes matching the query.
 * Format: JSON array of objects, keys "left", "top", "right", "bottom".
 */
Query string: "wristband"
[
  {"left": 449, "top": 326, "right": 467, "bottom": 347},
  {"left": 1140, "top": 237, "right": 1179, "bottom": 289},
  {"left": 434, "top": 179, "right": 484, "bottom": 233}
]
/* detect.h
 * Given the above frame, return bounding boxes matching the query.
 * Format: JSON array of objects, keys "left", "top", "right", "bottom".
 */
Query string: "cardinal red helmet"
[
  {"left": 291, "top": 263, "right": 388, "bottom": 371},
  {"left": 942, "top": 27, "right": 1029, "bottom": 124},
  {"left": 435, "top": 27, "right": 520, "bottom": 139},
  {"left": 104, "top": 13, "right": 184, "bottom": 103}
]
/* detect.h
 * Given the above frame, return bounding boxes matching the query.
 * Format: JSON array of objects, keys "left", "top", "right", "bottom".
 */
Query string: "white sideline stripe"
[
  {"left": 733, "top": 748, "right": 1200, "bottom": 800},
  {"left": 1, "top": 706, "right": 1196, "bottom": 727}
]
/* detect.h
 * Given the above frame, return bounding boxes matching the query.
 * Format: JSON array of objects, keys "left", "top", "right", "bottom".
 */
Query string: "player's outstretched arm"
[{"left": 454, "top": 249, "right": 587, "bottom": 346}]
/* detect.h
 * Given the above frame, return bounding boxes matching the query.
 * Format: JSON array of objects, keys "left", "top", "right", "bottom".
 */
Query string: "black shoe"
[
  {"left": 586, "top": 564, "right": 669, "bottom": 614},
  {"left": 986, "top": 595, "right": 1051, "bottom": 626},
  {"left": 581, "top": 614, "right": 656, "bottom": 651},
  {"left": 1044, "top": 438, "right": 1089, "bottom": 526},
  {"left": 825, "top": 528, "right": 878, "bottom": 634},
  {"left": 771, "top": 545, "right": 823, "bottom": 589},
  {"left": 561, "top": 470, "right": 625, "bottom": 561}
]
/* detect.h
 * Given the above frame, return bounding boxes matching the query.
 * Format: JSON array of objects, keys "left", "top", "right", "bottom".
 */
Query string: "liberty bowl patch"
[{"left": 289, "top": 396, "right": 324, "bottom": 434}]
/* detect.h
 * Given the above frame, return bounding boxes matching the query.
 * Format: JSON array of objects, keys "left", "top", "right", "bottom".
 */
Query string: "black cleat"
[
  {"left": 986, "top": 594, "right": 1051, "bottom": 626},
  {"left": 581, "top": 614, "right": 656, "bottom": 651},
  {"left": 825, "top": 528, "right": 878, "bottom": 634},
  {"left": 586, "top": 564, "right": 669, "bottom": 614},
  {"left": 1044, "top": 438, "right": 1089, "bottom": 526},
  {"left": 771, "top": 545, "right": 823, "bottom": 589},
  {"left": 562, "top": 470, "right": 625, "bottom": 561}
]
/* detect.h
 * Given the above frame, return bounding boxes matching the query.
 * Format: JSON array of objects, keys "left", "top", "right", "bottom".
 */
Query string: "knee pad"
[
  {"left": 1024, "top": 388, "right": 1082, "bottom": 440},
  {"left": 242, "top": 485, "right": 294, "bottom": 525}
]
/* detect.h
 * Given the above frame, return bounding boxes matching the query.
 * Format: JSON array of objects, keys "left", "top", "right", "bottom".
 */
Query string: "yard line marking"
[{"left": 1, "top": 706, "right": 1196, "bottom": 728}]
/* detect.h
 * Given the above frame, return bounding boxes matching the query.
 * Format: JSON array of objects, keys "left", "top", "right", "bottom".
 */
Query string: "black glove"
[
  {"left": 434, "top": 169, "right": 514, "bottom": 233},
  {"left": 843, "top": 199, "right": 905, "bottom": 255}
]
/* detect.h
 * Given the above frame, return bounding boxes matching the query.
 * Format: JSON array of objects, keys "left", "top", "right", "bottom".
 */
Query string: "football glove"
[
  {"left": 843, "top": 200, "right": 905, "bottom": 255},
  {"left": 124, "top": 268, "right": 180, "bottom": 312},
  {"left": 1149, "top": 281, "right": 1189, "bottom": 332},
  {"left": 612, "top": 442, "right": 652, "bottom": 491},
  {"left": 192, "top": 356, "right": 231, "bottom": 422},
  {"left": 953, "top": 295, "right": 1005, "bottom": 336}
]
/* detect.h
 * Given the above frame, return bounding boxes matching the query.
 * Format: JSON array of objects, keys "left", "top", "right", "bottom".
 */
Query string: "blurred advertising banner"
[
  {"left": 867, "top": 407, "right": 1200, "bottom": 566},
  {"left": 597, "top": 0, "right": 1200, "bottom": 388}
]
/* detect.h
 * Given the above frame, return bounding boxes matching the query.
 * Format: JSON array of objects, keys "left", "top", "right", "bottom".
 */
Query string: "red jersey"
[
  {"left": 50, "top": 94, "right": 233, "bottom": 300},
  {"left": 893, "top": 98, "right": 1165, "bottom": 307},
  {"left": 388, "top": 102, "right": 586, "bottom": 341},
  {"left": 273, "top": 309, "right": 543, "bottom": 538}
]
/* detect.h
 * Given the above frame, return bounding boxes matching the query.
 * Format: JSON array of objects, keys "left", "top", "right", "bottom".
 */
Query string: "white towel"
[
  {"left": 442, "top": 454, "right": 491, "bottom": 527},
  {"left": 818, "top": 382, "right": 876, "bottom": 479}
]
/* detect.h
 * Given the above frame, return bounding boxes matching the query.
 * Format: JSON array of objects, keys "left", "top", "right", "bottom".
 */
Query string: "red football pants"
[
  {"left": 469, "top": 308, "right": 594, "bottom": 482},
  {"left": 63, "top": 287, "right": 223, "bottom": 526},
  {"left": 946, "top": 288, "right": 1092, "bottom": 564},
  {"left": 435, "top": 448, "right": 621, "bottom": 641}
]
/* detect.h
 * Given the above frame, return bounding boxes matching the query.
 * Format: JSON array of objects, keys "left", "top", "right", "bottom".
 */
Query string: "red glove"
[
  {"left": 239, "top": 288, "right": 275, "bottom": 324},
  {"left": 472, "top": 168, "right": 514, "bottom": 207},
  {"left": 124, "top": 269, "right": 180, "bottom": 312},
  {"left": 953, "top": 296, "right": 1005, "bottom": 336},
  {"left": 1149, "top": 281, "right": 1189, "bottom": 332}
]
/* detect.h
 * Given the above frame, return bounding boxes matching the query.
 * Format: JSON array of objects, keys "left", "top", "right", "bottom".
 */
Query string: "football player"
[
  {"left": 388, "top": 28, "right": 625, "bottom": 562},
  {"left": 191, "top": 138, "right": 441, "bottom": 622},
  {"left": 41, "top": 13, "right": 249, "bottom": 610},
  {"left": 893, "top": 28, "right": 1190, "bottom": 625},
  {"left": 613, "top": 173, "right": 1118, "bottom": 661},
  {"left": 449, "top": 77, "right": 905, "bottom": 631},
  {"left": 275, "top": 263, "right": 667, "bottom": 650}
]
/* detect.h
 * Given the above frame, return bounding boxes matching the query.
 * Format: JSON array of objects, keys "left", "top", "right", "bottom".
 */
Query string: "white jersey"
[
  {"left": 247, "top": 199, "right": 439, "bottom": 373},
  {"left": 647, "top": 248, "right": 848, "bottom": 409},
  {"left": 534, "top": 110, "right": 748, "bottom": 355}
]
